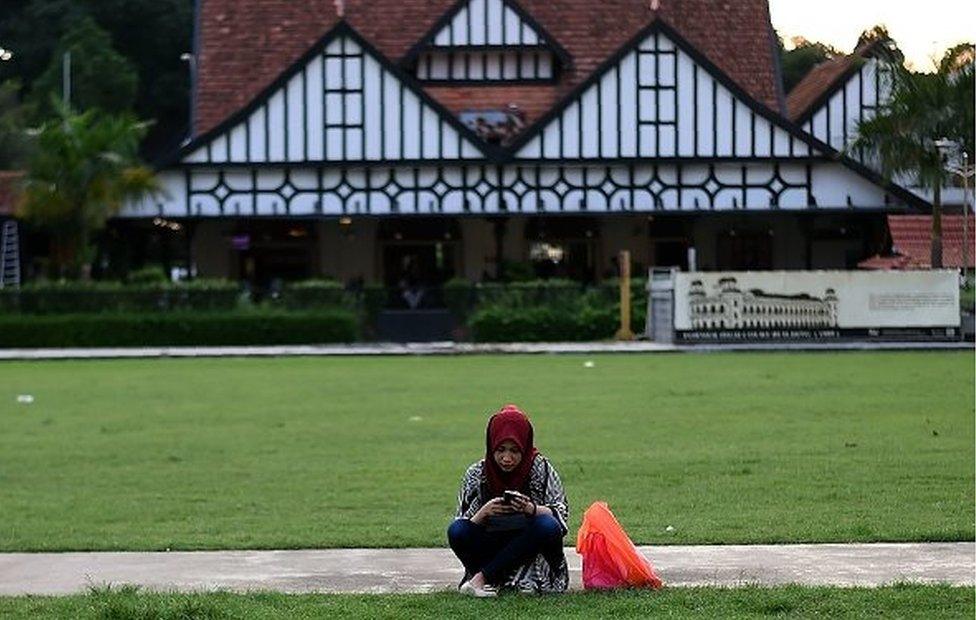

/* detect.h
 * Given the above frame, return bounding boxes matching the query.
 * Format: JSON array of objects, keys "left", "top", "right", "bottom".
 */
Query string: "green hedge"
[
  {"left": 0, "top": 310, "right": 358, "bottom": 348},
  {"left": 277, "top": 280, "right": 351, "bottom": 309},
  {"left": 443, "top": 278, "right": 646, "bottom": 320},
  {"left": 469, "top": 305, "right": 620, "bottom": 342},
  {"left": 469, "top": 285, "right": 647, "bottom": 342},
  {"left": 0, "top": 277, "right": 649, "bottom": 343},
  {"left": 0, "top": 280, "right": 241, "bottom": 314}
]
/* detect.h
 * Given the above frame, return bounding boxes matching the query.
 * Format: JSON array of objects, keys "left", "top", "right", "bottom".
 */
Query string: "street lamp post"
[
  {"left": 936, "top": 139, "right": 975, "bottom": 280},
  {"left": 961, "top": 152, "right": 972, "bottom": 282}
]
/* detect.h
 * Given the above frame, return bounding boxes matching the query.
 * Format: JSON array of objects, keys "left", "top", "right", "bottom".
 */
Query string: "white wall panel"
[
  {"left": 516, "top": 30, "right": 823, "bottom": 161},
  {"left": 181, "top": 35, "right": 482, "bottom": 165},
  {"left": 433, "top": 0, "right": 544, "bottom": 47}
]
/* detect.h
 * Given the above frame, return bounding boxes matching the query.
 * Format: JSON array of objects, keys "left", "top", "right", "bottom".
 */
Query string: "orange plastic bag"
[{"left": 576, "top": 501, "right": 663, "bottom": 590}]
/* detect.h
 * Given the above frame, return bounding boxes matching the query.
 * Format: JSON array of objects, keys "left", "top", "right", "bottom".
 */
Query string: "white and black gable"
[
  {"left": 179, "top": 24, "right": 487, "bottom": 166},
  {"left": 126, "top": 18, "right": 927, "bottom": 219},
  {"left": 505, "top": 21, "right": 922, "bottom": 211},
  {"left": 795, "top": 47, "right": 895, "bottom": 157},
  {"left": 405, "top": 0, "right": 569, "bottom": 82}
]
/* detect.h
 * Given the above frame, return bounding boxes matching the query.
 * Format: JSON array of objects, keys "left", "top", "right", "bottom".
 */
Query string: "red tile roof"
[
  {"left": 859, "top": 214, "right": 975, "bottom": 269},
  {"left": 195, "top": 0, "right": 782, "bottom": 136},
  {"left": 786, "top": 41, "right": 880, "bottom": 122}
]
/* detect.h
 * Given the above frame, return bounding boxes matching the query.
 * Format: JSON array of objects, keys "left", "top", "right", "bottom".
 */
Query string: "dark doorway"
[
  {"left": 234, "top": 221, "right": 316, "bottom": 295},
  {"left": 378, "top": 218, "right": 460, "bottom": 309},
  {"left": 716, "top": 230, "right": 773, "bottom": 270},
  {"left": 382, "top": 243, "right": 456, "bottom": 290}
]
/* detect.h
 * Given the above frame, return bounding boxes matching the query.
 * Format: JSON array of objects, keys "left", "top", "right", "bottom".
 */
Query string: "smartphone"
[{"left": 503, "top": 490, "right": 522, "bottom": 505}]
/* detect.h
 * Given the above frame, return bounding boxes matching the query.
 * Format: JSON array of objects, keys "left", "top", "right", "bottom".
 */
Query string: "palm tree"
[
  {"left": 851, "top": 45, "right": 974, "bottom": 268},
  {"left": 18, "top": 103, "right": 158, "bottom": 278}
]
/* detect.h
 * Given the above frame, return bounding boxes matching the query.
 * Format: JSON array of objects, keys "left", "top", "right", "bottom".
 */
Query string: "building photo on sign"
[{"left": 673, "top": 270, "right": 960, "bottom": 342}]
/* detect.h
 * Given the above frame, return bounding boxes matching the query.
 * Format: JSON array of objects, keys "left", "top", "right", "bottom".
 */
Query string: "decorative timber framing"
[
  {"left": 793, "top": 41, "right": 895, "bottom": 157},
  {"left": 400, "top": 0, "right": 571, "bottom": 84},
  {"left": 164, "top": 22, "right": 502, "bottom": 168},
  {"left": 505, "top": 20, "right": 928, "bottom": 210},
  {"left": 511, "top": 28, "right": 817, "bottom": 160},
  {"left": 129, "top": 18, "right": 932, "bottom": 219},
  {"left": 127, "top": 159, "right": 908, "bottom": 219}
]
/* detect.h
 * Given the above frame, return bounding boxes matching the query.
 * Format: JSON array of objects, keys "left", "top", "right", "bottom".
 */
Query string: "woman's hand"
[
  {"left": 470, "top": 497, "right": 517, "bottom": 525},
  {"left": 507, "top": 492, "right": 537, "bottom": 516},
  {"left": 508, "top": 492, "right": 553, "bottom": 518}
]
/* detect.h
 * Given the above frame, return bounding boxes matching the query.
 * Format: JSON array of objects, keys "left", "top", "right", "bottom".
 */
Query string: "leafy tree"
[
  {"left": 0, "top": 80, "right": 35, "bottom": 168},
  {"left": 84, "top": 0, "right": 193, "bottom": 156},
  {"left": 0, "top": 0, "right": 87, "bottom": 88},
  {"left": 855, "top": 25, "right": 905, "bottom": 67},
  {"left": 852, "top": 45, "right": 975, "bottom": 268},
  {"left": 857, "top": 25, "right": 893, "bottom": 49},
  {"left": 0, "top": 0, "right": 193, "bottom": 158},
  {"left": 780, "top": 37, "right": 842, "bottom": 93},
  {"left": 19, "top": 103, "right": 157, "bottom": 278},
  {"left": 29, "top": 15, "right": 138, "bottom": 117}
]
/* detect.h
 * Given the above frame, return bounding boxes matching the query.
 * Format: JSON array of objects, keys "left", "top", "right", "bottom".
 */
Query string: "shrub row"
[
  {"left": 444, "top": 278, "right": 646, "bottom": 319},
  {"left": 276, "top": 279, "right": 351, "bottom": 309},
  {"left": 0, "top": 280, "right": 241, "bottom": 314},
  {"left": 469, "top": 305, "right": 618, "bottom": 342},
  {"left": 0, "top": 310, "right": 358, "bottom": 348},
  {"left": 0, "top": 278, "right": 647, "bottom": 343},
  {"left": 469, "top": 283, "right": 647, "bottom": 342}
]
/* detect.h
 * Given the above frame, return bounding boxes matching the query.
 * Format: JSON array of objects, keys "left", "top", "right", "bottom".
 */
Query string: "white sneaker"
[{"left": 459, "top": 580, "right": 498, "bottom": 598}]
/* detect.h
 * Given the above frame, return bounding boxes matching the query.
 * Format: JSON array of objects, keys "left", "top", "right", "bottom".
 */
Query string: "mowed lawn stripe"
[
  {"left": 0, "top": 352, "right": 972, "bottom": 551},
  {"left": 0, "top": 585, "right": 972, "bottom": 619}
]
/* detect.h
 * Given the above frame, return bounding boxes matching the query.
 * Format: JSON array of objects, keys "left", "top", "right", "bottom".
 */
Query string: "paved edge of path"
[
  {"left": 0, "top": 542, "right": 972, "bottom": 596},
  {"left": 0, "top": 340, "right": 971, "bottom": 361}
]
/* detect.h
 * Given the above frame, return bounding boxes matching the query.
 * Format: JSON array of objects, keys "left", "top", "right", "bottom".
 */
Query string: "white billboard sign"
[{"left": 673, "top": 270, "right": 960, "bottom": 342}]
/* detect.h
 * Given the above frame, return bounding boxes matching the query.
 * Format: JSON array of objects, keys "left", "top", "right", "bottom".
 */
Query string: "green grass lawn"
[
  {"left": 0, "top": 352, "right": 972, "bottom": 551},
  {"left": 0, "top": 585, "right": 971, "bottom": 619}
]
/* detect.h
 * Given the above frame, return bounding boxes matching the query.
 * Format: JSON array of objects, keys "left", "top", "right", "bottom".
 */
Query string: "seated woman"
[{"left": 447, "top": 405, "right": 569, "bottom": 596}]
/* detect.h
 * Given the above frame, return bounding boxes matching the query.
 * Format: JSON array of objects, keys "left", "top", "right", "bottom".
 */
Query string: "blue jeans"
[{"left": 447, "top": 515, "right": 565, "bottom": 585}]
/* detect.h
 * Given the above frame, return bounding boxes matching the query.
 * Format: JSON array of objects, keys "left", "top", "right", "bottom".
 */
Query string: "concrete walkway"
[
  {"left": 0, "top": 340, "right": 970, "bottom": 361},
  {"left": 1, "top": 543, "right": 972, "bottom": 595}
]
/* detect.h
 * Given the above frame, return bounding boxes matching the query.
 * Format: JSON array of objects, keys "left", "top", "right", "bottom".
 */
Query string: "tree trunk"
[{"left": 931, "top": 183, "right": 943, "bottom": 269}]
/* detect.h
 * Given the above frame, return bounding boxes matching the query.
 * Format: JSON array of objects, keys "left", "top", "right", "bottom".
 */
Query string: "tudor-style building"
[{"left": 121, "top": 0, "right": 934, "bottom": 291}]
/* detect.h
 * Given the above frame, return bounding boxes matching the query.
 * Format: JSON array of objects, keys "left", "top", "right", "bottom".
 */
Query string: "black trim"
[
  {"left": 113, "top": 204, "right": 918, "bottom": 223},
  {"left": 399, "top": 0, "right": 572, "bottom": 70},
  {"left": 159, "top": 21, "right": 501, "bottom": 168},
  {"left": 504, "top": 18, "right": 929, "bottom": 212},
  {"left": 174, "top": 161, "right": 822, "bottom": 217}
]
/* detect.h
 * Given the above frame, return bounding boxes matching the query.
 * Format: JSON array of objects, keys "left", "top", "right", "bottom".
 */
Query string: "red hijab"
[{"left": 484, "top": 405, "right": 539, "bottom": 496}]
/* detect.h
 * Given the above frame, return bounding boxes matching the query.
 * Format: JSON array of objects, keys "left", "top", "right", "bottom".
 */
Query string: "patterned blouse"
[{"left": 454, "top": 455, "right": 570, "bottom": 593}]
